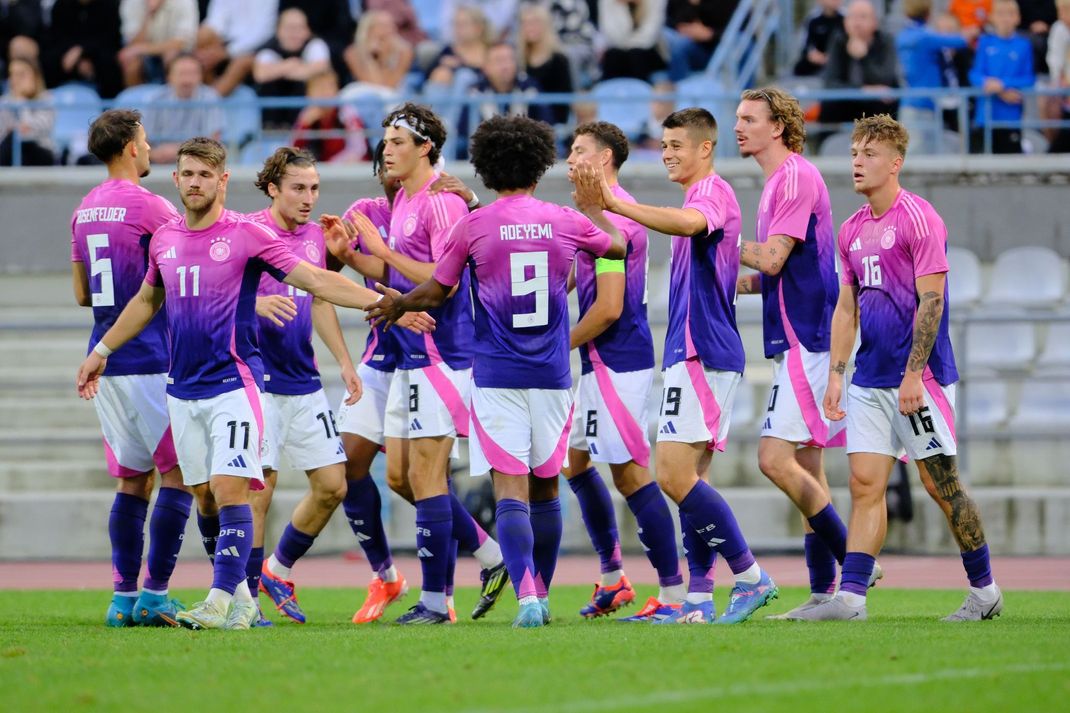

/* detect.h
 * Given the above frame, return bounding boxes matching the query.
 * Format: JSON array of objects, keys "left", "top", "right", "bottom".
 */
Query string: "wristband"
[
  {"left": 466, "top": 193, "right": 481, "bottom": 209},
  {"left": 93, "top": 341, "right": 114, "bottom": 358}
]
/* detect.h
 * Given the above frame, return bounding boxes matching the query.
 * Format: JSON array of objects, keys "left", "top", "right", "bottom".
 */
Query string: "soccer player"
[
  {"left": 732, "top": 87, "right": 871, "bottom": 618},
  {"left": 241, "top": 147, "right": 362, "bottom": 625},
  {"left": 71, "top": 109, "right": 191, "bottom": 628},
  {"left": 560, "top": 121, "right": 685, "bottom": 619},
  {"left": 323, "top": 144, "right": 509, "bottom": 623},
  {"left": 577, "top": 108, "right": 778, "bottom": 624},
  {"left": 75, "top": 137, "right": 431, "bottom": 631},
  {"left": 368, "top": 114, "right": 627, "bottom": 628},
  {"left": 805, "top": 115, "right": 1002, "bottom": 621}
]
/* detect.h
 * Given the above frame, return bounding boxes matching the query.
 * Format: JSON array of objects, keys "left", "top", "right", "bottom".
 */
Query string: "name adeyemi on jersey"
[{"left": 499, "top": 223, "right": 553, "bottom": 241}]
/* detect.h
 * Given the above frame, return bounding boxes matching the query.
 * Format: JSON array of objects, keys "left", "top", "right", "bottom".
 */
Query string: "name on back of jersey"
[{"left": 500, "top": 223, "right": 553, "bottom": 241}]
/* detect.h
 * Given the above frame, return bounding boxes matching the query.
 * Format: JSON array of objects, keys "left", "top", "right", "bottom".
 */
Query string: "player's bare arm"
[
  {"left": 255, "top": 294, "right": 298, "bottom": 327},
  {"left": 574, "top": 161, "right": 706, "bottom": 237},
  {"left": 736, "top": 272, "right": 761, "bottom": 295},
  {"left": 428, "top": 172, "right": 478, "bottom": 207},
  {"left": 320, "top": 213, "right": 387, "bottom": 281},
  {"left": 740, "top": 234, "right": 797, "bottom": 276},
  {"left": 75, "top": 280, "right": 165, "bottom": 399},
  {"left": 824, "top": 283, "right": 859, "bottom": 421},
  {"left": 570, "top": 269, "right": 625, "bottom": 350},
  {"left": 311, "top": 297, "right": 362, "bottom": 405},
  {"left": 72, "top": 262, "right": 91, "bottom": 307},
  {"left": 899, "top": 272, "right": 947, "bottom": 416},
  {"left": 284, "top": 261, "right": 382, "bottom": 309},
  {"left": 366, "top": 279, "right": 450, "bottom": 329},
  {"left": 350, "top": 208, "right": 440, "bottom": 285}
]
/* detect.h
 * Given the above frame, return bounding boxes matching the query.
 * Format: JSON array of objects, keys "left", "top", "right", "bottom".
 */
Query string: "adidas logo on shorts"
[
  {"left": 659, "top": 422, "right": 677, "bottom": 435},
  {"left": 925, "top": 437, "right": 942, "bottom": 451},
  {"left": 410, "top": 418, "right": 423, "bottom": 431},
  {"left": 226, "top": 455, "right": 248, "bottom": 468}
]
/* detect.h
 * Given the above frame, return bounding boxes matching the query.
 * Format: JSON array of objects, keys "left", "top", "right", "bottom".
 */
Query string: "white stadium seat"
[
  {"left": 964, "top": 321, "right": 1036, "bottom": 372},
  {"left": 961, "top": 380, "right": 1010, "bottom": 431},
  {"left": 984, "top": 246, "right": 1067, "bottom": 308},
  {"left": 947, "top": 246, "right": 982, "bottom": 306},
  {"left": 1036, "top": 322, "right": 1070, "bottom": 374},
  {"left": 1009, "top": 379, "right": 1070, "bottom": 430}
]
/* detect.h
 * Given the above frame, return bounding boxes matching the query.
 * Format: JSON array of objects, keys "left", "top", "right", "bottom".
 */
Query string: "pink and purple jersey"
[
  {"left": 250, "top": 208, "right": 325, "bottom": 396},
  {"left": 432, "top": 194, "right": 613, "bottom": 389},
  {"left": 344, "top": 196, "right": 397, "bottom": 372},
  {"left": 574, "top": 184, "right": 655, "bottom": 375},
  {"left": 70, "top": 179, "right": 179, "bottom": 376},
  {"left": 837, "top": 189, "right": 958, "bottom": 388},
  {"left": 663, "top": 173, "right": 745, "bottom": 373},
  {"left": 388, "top": 176, "right": 473, "bottom": 370},
  {"left": 145, "top": 209, "right": 302, "bottom": 399},
  {"left": 756, "top": 153, "right": 839, "bottom": 357}
]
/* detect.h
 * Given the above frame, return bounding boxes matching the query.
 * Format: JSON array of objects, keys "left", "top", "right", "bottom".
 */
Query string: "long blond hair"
[{"left": 518, "top": 3, "right": 559, "bottom": 72}]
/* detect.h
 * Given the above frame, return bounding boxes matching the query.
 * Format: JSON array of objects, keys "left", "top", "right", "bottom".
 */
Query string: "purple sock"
[
  {"left": 415, "top": 494, "right": 452, "bottom": 594},
  {"left": 804, "top": 533, "right": 837, "bottom": 595},
  {"left": 247, "top": 546, "right": 264, "bottom": 595},
  {"left": 143, "top": 487, "right": 192, "bottom": 592},
  {"left": 678, "top": 480, "right": 755, "bottom": 575},
  {"left": 961, "top": 543, "right": 994, "bottom": 588},
  {"left": 807, "top": 503, "right": 848, "bottom": 564},
  {"left": 840, "top": 552, "right": 876, "bottom": 597},
  {"left": 567, "top": 467, "right": 622, "bottom": 574},
  {"left": 626, "top": 482, "right": 683, "bottom": 587},
  {"left": 495, "top": 499, "right": 537, "bottom": 600},
  {"left": 211, "top": 505, "right": 253, "bottom": 595},
  {"left": 197, "top": 510, "right": 220, "bottom": 564},
  {"left": 342, "top": 476, "right": 393, "bottom": 575},
  {"left": 530, "top": 498, "right": 562, "bottom": 598},
  {"left": 109, "top": 492, "right": 148, "bottom": 594},
  {"left": 275, "top": 523, "right": 316, "bottom": 569},
  {"left": 449, "top": 491, "right": 485, "bottom": 553},
  {"left": 445, "top": 539, "right": 458, "bottom": 597},
  {"left": 682, "top": 521, "right": 716, "bottom": 594}
]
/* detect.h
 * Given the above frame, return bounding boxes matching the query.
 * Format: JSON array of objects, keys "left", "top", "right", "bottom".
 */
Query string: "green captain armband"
[{"left": 594, "top": 257, "right": 625, "bottom": 275}]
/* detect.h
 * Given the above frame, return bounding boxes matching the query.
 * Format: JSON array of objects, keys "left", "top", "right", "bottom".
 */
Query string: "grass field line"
[{"left": 463, "top": 661, "right": 1070, "bottom": 713}]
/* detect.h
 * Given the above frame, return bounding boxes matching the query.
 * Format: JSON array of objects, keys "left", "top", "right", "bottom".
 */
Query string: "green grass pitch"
[{"left": 1, "top": 586, "right": 1068, "bottom": 712}]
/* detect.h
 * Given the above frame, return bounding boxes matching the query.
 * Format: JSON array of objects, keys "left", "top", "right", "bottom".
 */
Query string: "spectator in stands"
[
  {"left": 1, "top": 0, "right": 43, "bottom": 76},
  {"left": 280, "top": 0, "right": 355, "bottom": 82},
  {"left": 118, "top": 0, "right": 199, "bottom": 87},
  {"left": 142, "top": 52, "right": 224, "bottom": 163},
  {"left": 662, "top": 0, "right": 738, "bottom": 82},
  {"left": 0, "top": 56, "right": 55, "bottom": 165},
  {"left": 949, "top": 0, "right": 991, "bottom": 42},
  {"left": 898, "top": 0, "right": 969, "bottom": 154},
  {"left": 196, "top": 0, "right": 277, "bottom": 96},
  {"left": 426, "top": 5, "right": 493, "bottom": 88},
  {"left": 343, "top": 10, "right": 413, "bottom": 92},
  {"left": 969, "top": 0, "right": 1035, "bottom": 153},
  {"left": 456, "top": 42, "right": 553, "bottom": 158},
  {"left": 439, "top": 0, "right": 517, "bottom": 43},
  {"left": 363, "top": 0, "right": 426, "bottom": 47},
  {"left": 547, "top": 0, "right": 599, "bottom": 88},
  {"left": 599, "top": 0, "right": 670, "bottom": 83},
  {"left": 794, "top": 0, "right": 845, "bottom": 76},
  {"left": 518, "top": 2, "right": 572, "bottom": 126},
  {"left": 42, "top": 0, "right": 124, "bottom": 98},
  {"left": 291, "top": 70, "right": 369, "bottom": 162},
  {"left": 253, "top": 7, "right": 332, "bottom": 129},
  {"left": 1047, "top": 0, "right": 1070, "bottom": 150},
  {"left": 1018, "top": 0, "right": 1056, "bottom": 72},
  {"left": 820, "top": 0, "right": 900, "bottom": 125}
]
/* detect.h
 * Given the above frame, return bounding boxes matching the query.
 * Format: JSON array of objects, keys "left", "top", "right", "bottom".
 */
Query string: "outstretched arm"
[
  {"left": 284, "top": 261, "right": 381, "bottom": 309},
  {"left": 573, "top": 161, "right": 707, "bottom": 237},
  {"left": 321, "top": 214, "right": 387, "bottom": 282},
  {"left": 740, "top": 235, "right": 797, "bottom": 276},
  {"left": 899, "top": 272, "right": 946, "bottom": 416},
  {"left": 365, "top": 280, "right": 451, "bottom": 329}
]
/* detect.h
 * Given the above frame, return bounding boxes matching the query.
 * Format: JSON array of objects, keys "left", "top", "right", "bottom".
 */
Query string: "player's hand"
[
  {"left": 341, "top": 364, "right": 362, "bottom": 405},
  {"left": 321, "top": 214, "right": 359, "bottom": 263},
  {"left": 823, "top": 374, "right": 845, "bottom": 421},
  {"left": 397, "top": 311, "right": 436, "bottom": 334},
  {"left": 429, "top": 172, "right": 475, "bottom": 205},
  {"left": 350, "top": 211, "right": 389, "bottom": 258},
  {"left": 572, "top": 162, "right": 608, "bottom": 213},
  {"left": 255, "top": 295, "right": 298, "bottom": 327},
  {"left": 898, "top": 372, "right": 925, "bottom": 416},
  {"left": 76, "top": 353, "right": 106, "bottom": 400},
  {"left": 983, "top": 77, "right": 1004, "bottom": 95},
  {"left": 364, "top": 283, "right": 405, "bottom": 328}
]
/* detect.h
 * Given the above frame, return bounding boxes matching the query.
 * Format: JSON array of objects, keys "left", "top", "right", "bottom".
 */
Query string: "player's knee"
[
  {"left": 757, "top": 448, "right": 789, "bottom": 482},
  {"left": 117, "top": 473, "right": 154, "bottom": 500},
  {"left": 848, "top": 471, "right": 883, "bottom": 502}
]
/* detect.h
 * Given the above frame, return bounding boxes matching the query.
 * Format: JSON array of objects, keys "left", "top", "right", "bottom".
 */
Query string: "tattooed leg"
[{"left": 917, "top": 454, "right": 986, "bottom": 552}]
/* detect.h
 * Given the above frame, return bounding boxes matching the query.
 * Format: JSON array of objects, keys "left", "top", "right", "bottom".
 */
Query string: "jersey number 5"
[
  {"left": 510, "top": 251, "right": 549, "bottom": 328},
  {"left": 87, "top": 233, "right": 115, "bottom": 307}
]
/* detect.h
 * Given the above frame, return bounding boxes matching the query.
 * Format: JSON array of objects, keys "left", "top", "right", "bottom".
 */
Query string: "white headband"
[{"left": 391, "top": 116, "right": 430, "bottom": 144}]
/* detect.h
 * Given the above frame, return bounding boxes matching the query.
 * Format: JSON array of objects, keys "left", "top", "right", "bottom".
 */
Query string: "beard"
[{"left": 181, "top": 190, "right": 215, "bottom": 212}]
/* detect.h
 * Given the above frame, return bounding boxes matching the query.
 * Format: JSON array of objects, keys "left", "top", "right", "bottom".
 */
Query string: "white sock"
[
  {"left": 141, "top": 587, "right": 167, "bottom": 597},
  {"left": 446, "top": 595, "right": 455, "bottom": 610},
  {"left": 812, "top": 592, "right": 834, "bottom": 603},
  {"left": 206, "top": 588, "right": 233, "bottom": 609},
  {"left": 685, "top": 592, "right": 713, "bottom": 604},
  {"left": 971, "top": 583, "right": 999, "bottom": 603},
  {"left": 114, "top": 591, "right": 138, "bottom": 599},
  {"left": 838, "top": 591, "right": 866, "bottom": 607},
  {"left": 473, "top": 539, "right": 503, "bottom": 570},
  {"left": 519, "top": 595, "right": 538, "bottom": 607},
  {"left": 420, "top": 591, "right": 448, "bottom": 613},
  {"left": 233, "top": 580, "right": 253, "bottom": 603},
  {"left": 266, "top": 554, "right": 291, "bottom": 579},
  {"left": 734, "top": 563, "right": 761, "bottom": 586},
  {"left": 600, "top": 569, "right": 624, "bottom": 587},
  {"left": 379, "top": 565, "right": 398, "bottom": 583},
  {"left": 659, "top": 583, "right": 686, "bottom": 605}
]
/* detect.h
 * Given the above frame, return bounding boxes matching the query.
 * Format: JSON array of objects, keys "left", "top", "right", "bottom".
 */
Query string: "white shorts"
[
  {"left": 656, "top": 359, "right": 740, "bottom": 452},
  {"left": 167, "top": 388, "right": 266, "bottom": 488},
  {"left": 384, "top": 364, "right": 471, "bottom": 440},
  {"left": 95, "top": 373, "right": 178, "bottom": 478},
  {"left": 845, "top": 381, "right": 958, "bottom": 461},
  {"left": 569, "top": 367, "right": 653, "bottom": 467},
  {"left": 761, "top": 345, "right": 846, "bottom": 448},
  {"left": 336, "top": 363, "right": 394, "bottom": 445},
  {"left": 469, "top": 386, "right": 574, "bottom": 478},
  {"left": 261, "top": 390, "right": 346, "bottom": 472}
]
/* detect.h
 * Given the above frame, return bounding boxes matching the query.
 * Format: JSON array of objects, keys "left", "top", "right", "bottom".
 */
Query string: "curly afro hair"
[{"left": 469, "top": 115, "right": 556, "bottom": 192}]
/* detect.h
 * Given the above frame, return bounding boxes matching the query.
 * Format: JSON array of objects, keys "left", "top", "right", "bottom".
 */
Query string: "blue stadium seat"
[
  {"left": 222, "top": 85, "right": 261, "bottom": 147},
  {"left": 592, "top": 78, "right": 653, "bottom": 141},
  {"left": 51, "top": 84, "right": 103, "bottom": 158},
  {"left": 339, "top": 83, "right": 401, "bottom": 144},
  {"left": 112, "top": 84, "right": 158, "bottom": 114},
  {"left": 817, "top": 130, "right": 854, "bottom": 158},
  {"left": 239, "top": 137, "right": 282, "bottom": 166},
  {"left": 674, "top": 74, "right": 727, "bottom": 115}
]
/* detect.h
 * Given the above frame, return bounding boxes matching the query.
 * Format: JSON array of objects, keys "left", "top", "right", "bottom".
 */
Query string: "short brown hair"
[
  {"left": 662, "top": 107, "right": 717, "bottom": 147},
  {"left": 901, "top": 0, "right": 932, "bottom": 20},
  {"left": 176, "top": 136, "right": 227, "bottom": 170},
  {"left": 255, "top": 146, "right": 316, "bottom": 196},
  {"left": 851, "top": 114, "right": 909, "bottom": 157},
  {"left": 740, "top": 87, "right": 806, "bottom": 154},
  {"left": 88, "top": 109, "right": 142, "bottom": 163},
  {"left": 573, "top": 121, "right": 629, "bottom": 169}
]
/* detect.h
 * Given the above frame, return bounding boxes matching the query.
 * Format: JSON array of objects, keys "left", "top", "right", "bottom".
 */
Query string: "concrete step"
[
  {"left": 0, "top": 460, "right": 110, "bottom": 491},
  {"left": 0, "top": 427, "right": 103, "bottom": 461},
  {"left": 0, "top": 274, "right": 74, "bottom": 308},
  {"left": 0, "top": 397, "right": 98, "bottom": 429},
  {"left": 0, "top": 337, "right": 90, "bottom": 369}
]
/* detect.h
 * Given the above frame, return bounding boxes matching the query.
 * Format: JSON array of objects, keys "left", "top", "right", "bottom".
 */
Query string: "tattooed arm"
[
  {"left": 899, "top": 272, "right": 946, "bottom": 416},
  {"left": 824, "top": 283, "right": 859, "bottom": 421},
  {"left": 739, "top": 235, "right": 797, "bottom": 276},
  {"left": 736, "top": 272, "right": 761, "bottom": 295}
]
